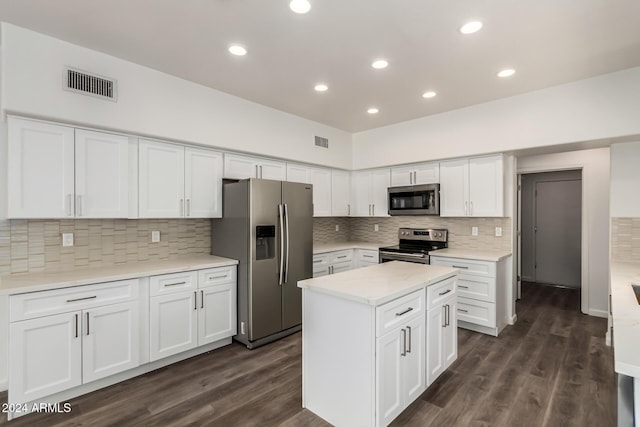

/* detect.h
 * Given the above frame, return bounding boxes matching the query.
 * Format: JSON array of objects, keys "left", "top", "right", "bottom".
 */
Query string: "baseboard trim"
[
  {"left": 509, "top": 314, "right": 517, "bottom": 325},
  {"left": 588, "top": 309, "right": 608, "bottom": 319}
]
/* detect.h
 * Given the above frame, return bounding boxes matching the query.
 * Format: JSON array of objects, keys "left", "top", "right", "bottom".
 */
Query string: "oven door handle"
[
  {"left": 381, "top": 252, "right": 426, "bottom": 259},
  {"left": 379, "top": 251, "right": 428, "bottom": 263}
]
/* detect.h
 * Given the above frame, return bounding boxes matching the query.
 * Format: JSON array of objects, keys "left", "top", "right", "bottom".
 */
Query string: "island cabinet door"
[
  {"left": 404, "top": 315, "right": 426, "bottom": 403},
  {"left": 443, "top": 299, "right": 458, "bottom": 370},
  {"left": 376, "top": 330, "right": 403, "bottom": 426},
  {"left": 427, "top": 305, "right": 445, "bottom": 386}
]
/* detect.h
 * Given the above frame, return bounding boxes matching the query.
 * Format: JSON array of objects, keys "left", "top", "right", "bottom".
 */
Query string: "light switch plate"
[
  {"left": 151, "top": 231, "right": 160, "bottom": 243},
  {"left": 62, "top": 233, "right": 74, "bottom": 247},
  {"left": 495, "top": 227, "right": 503, "bottom": 237},
  {"left": 471, "top": 227, "right": 478, "bottom": 236}
]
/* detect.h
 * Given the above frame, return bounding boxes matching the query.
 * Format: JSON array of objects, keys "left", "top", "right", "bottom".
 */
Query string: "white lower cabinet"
[
  {"left": 149, "top": 266, "right": 237, "bottom": 361},
  {"left": 426, "top": 276, "right": 457, "bottom": 385},
  {"left": 356, "top": 249, "right": 379, "bottom": 268},
  {"left": 376, "top": 314, "right": 425, "bottom": 426},
  {"left": 313, "top": 248, "right": 379, "bottom": 278},
  {"left": 8, "top": 280, "right": 140, "bottom": 406}
]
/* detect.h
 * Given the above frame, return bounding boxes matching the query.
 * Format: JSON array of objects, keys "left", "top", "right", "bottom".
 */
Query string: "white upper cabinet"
[
  {"left": 440, "top": 155, "right": 503, "bottom": 217},
  {"left": 352, "top": 169, "right": 390, "bottom": 217},
  {"left": 286, "top": 163, "right": 332, "bottom": 217},
  {"left": 390, "top": 162, "right": 439, "bottom": 186},
  {"left": 75, "top": 129, "right": 129, "bottom": 218},
  {"left": 185, "top": 147, "right": 223, "bottom": 218},
  {"left": 139, "top": 139, "right": 222, "bottom": 218},
  {"left": 331, "top": 170, "right": 351, "bottom": 216},
  {"left": 8, "top": 117, "right": 129, "bottom": 219},
  {"left": 224, "top": 153, "right": 286, "bottom": 180}
]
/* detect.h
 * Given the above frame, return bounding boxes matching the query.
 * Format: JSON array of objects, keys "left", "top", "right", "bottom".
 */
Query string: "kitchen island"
[{"left": 298, "top": 261, "right": 458, "bottom": 427}]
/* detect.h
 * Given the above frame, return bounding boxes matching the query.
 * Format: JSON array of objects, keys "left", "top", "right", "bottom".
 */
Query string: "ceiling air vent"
[
  {"left": 63, "top": 67, "right": 117, "bottom": 102},
  {"left": 314, "top": 136, "right": 329, "bottom": 149}
]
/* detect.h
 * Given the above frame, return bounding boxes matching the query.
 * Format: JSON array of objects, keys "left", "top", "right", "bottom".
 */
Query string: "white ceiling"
[{"left": 1, "top": 0, "right": 639, "bottom": 132}]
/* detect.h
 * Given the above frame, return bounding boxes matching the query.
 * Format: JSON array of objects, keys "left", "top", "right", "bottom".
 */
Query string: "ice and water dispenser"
[{"left": 256, "top": 225, "right": 276, "bottom": 260}]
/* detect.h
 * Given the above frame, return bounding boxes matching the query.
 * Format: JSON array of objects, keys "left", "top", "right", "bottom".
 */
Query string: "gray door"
[
  {"left": 249, "top": 179, "right": 283, "bottom": 341},
  {"left": 535, "top": 179, "right": 581, "bottom": 288},
  {"left": 281, "top": 181, "right": 313, "bottom": 330}
]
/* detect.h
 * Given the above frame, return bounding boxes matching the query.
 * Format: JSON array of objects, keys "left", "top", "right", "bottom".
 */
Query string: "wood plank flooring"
[{"left": 1, "top": 281, "right": 615, "bottom": 426}]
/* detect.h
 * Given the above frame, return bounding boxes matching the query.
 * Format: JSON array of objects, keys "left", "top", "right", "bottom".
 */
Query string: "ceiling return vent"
[
  {"left": 63, "top": 67, "right": 117, "bottom": 102},
  {"left": 314, "top": 136, "right": 329, "bottom": 149}
]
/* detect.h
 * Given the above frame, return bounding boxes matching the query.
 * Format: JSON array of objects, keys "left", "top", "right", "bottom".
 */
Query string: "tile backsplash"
[
  {"left": 0, "top": 219, "right": 211, "bottom": 276},
  {"left": 314, "top": 216, "right": 512, "bottom": 251},
  {"left": 611, "top": 217, "right": 640, "bottom": 262}
]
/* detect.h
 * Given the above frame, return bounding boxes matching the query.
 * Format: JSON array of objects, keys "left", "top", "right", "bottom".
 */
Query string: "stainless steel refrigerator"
[{"left": 211, "top": 179, "right": 313, "bottom": 349}]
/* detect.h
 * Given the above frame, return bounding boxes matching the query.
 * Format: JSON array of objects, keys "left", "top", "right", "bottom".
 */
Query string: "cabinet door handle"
[
  {"left": 201, "top": 290, "right": 204, "bottom": 309},
  {"left": 395, "top": 307, "right": 413, "bottom": 317},
  {"left": 372, "top": 204, "right": 375, "bottom": 216},
  {"left": 406, "top": 325, "right": 412, "bottom": 353},
  {"left": 194, "top": 291, "right": 197, "bottom": 310},
  {"left": 260, "top": 165, "right": 263, "bottom": 178},
  {"left": 75, "top": 314, "right": 79, "bottom": 338},
  {"left": 458, "top": 308, "right": 468, "bottom": 313},
  {"left": 164, "top": 281, "right": 187, "bottom": 287},
  {"left": 465, "top": 201, "right": 468, "bottom": 216},
  {"left": 439, "top": 289, "right": 452, "bottom": 296},
  {"left": 401, "top": 328, "right": 407, "bottom": 356},
  {"left": 66, "top": 295, "right": 97, "bottom": 303},
  {"left": 470, "top": 201, "right": 473, "bottom": 216},
  {"left": 180, "top": 199, "right": 184, "bottom": 217},
  {"left": 452, "top": 265, "right": 469, "bottom": 269},
  {"left": 67, "top": 194, "right": 73, "bottom": 217},
  {"left": 446, "top": 304, "right": 450, "bottom": 326},
  {"left": 348, "top": 204, "right": 351, "bottom": 216},
  {"left": 86, "top": 312, "right": 90, "bottom": 335},
  {"left": 442, "top": 306, "right": 447, "bottom": 327},
  {"left": 186, "top": 199, "right": 191, "bottom": 217},
  {"left": 76, "top": 195, "right": 83, "bottom": 217}
]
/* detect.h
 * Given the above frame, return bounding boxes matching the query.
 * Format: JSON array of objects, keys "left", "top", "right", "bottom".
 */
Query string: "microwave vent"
[
  {"left": 63, "top": 67, "right": 117, "bottom": 101},
  {"left": 314, "top": 136, "right": 329, "bottom": 149}
]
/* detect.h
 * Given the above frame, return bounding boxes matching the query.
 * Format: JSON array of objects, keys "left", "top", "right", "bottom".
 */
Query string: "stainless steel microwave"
[{"left": 388, "top": 184, "right": 440, "bottom": 215}]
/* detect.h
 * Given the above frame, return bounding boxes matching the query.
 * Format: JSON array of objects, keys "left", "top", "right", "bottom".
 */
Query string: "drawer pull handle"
[
  {"left": 395, "top": 307, "right": 413, "bottom": 317},
  {"left": 438, "top": 289, "right": 452, "bottom": 296},
  {"left": 66, "top": 296, "right": 97, "bottom": 303},
  {"left": 363, "top": 255, "right": 374, "bottom": 258},
  {"left": 337, "top": 255, "right": 347, "bottom": 259},
  {"left": 458, "top": 285, "right": 469, "bottom": 289},
  {"left": 452, "top": 265, "right": 469, "bottom": 269},
  {"left": 165, "top": 281, "right": 187, "bottom": 287},
  {"left": 313, "top": 260, "right": 323, "bottom": 264},
  {"left": 208, "top": 275, "right": 227, "bottom": 280},
  {"left": 458, "top": 308, "right": 469, "bottom": 313}
]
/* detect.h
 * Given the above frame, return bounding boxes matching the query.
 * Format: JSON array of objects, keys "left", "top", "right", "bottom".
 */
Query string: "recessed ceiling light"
[
  {"left": 289, "top": 0, "right": 311, "bottom": 14},
  {"left": 497, "top": 68, "right": 516, "bottom": 78},
  {"left": 422, "top": 91, "right": 437, "bottom": 99},
  {"left": 371, "top": 59, "right": 388, "bottom": 70},
  {"left": 314, "top": 84, "right": 328, "bottom": 92},
  {"left": 459, "top": 21, "right": 483, "bottom": 35},
  {"left": 228, "top": 45, "right": 247, "bottom": 56},
  {"left": 367, "top": 108, "right": 379, "bottom": 114}
]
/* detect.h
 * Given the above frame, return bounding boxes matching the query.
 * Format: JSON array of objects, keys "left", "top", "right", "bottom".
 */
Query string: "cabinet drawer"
[
  {"left": 427, "top": 276, "right": 457, "bottom": 309},
  {"left": 150, "top": 271, "right": 197, "bottom": 296},
  {"left": 198, "top": 266, "right": 236, "bottom": 288},
  {"left": 328, "top": 249, "right": 353, "bottom": 264},
  {"left": 356, "top": 249, "right": 378, "bottom": 263},
  {"left": 376, "top": 289, "right": 424, "bottom": 337},
  {"left": 313, "top": 253, "right": 329, "bottom": 268},
  {"left": 331, "top": 260, "right": 353, "bottom": 274},
  {"left": 430, "top": 256, "right": 496, "bottom": 278},
  {"left": 10, "top": 279, "right": 139, "bottom": 322},
  {"left": 457, "top": 275, "right": 496, "bottom": 303},
  {"left": 457, "top": 297, "right": 496, "bottom": 328}
]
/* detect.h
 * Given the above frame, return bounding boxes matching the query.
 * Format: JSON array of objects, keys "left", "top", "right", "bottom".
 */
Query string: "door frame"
[{"left": 516, "top": 166, "right": 587, "bottom": 314}]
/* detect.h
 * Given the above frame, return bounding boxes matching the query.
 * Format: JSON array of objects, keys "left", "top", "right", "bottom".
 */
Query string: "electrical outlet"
[
  {"left": 335, "top": 224, "right": 340, "bottom": 232},
  {"left": 374, "top": 224, "right": 379, "bottom": 232},
  {"left": 151, "top": 230, "right": 160, "bottom": 243},
  {"left": 471, "top": 227, "right": 478, "bottom": 236},
  {"left": 495, "top": 227, "right": 503, "bottom": 237},
  {"left": 62, "top": 233, "right": 74, "bottom": 247}
]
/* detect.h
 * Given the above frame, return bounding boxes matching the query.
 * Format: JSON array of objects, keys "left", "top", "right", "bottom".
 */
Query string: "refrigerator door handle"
[
  {"left": 284, "top": 203, "right": 290, "bottom": 283},
  {"left": 278, "top": 204, "right": 285, "bottom": 285}
]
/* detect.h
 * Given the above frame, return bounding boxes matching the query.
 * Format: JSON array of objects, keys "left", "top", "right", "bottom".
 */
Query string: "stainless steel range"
[{"left": 379, "top": 228, "right": 448, "bottom": 264}]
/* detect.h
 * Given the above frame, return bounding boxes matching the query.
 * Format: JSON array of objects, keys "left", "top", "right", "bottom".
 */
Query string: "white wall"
[
  {"left": 353, "top": 67, "right": 640, "bottom": 169},
  {"left": 517, "top": 148, "right": 610, "bottom": 318},
  {"left": 0, "top": 23, "right": 353, "bottom": 169},
  {"left": 610, "top": 142, "right": 640, "bottom": 217}
]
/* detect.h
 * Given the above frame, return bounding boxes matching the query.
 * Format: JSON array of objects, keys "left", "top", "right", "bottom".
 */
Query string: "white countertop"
[
  {"left": 0, "top": 255, "right": 238, "bottom": 295},
  {"left": 429, "top": 248, "right": 512, "bottom": 262},
  {"left": 298, "top": 261, "right": 457, "bottom": 306},
  {"left": 610, "top": 260, "right": 640, "bottom": 377},
  {"left": 313, "top": 241, "right": 384, "bottom": 254}
]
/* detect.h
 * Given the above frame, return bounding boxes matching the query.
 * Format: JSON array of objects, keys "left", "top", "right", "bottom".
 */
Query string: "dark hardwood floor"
[{"left": 1, "top": 282, "right": 615, "bottom": 426}]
